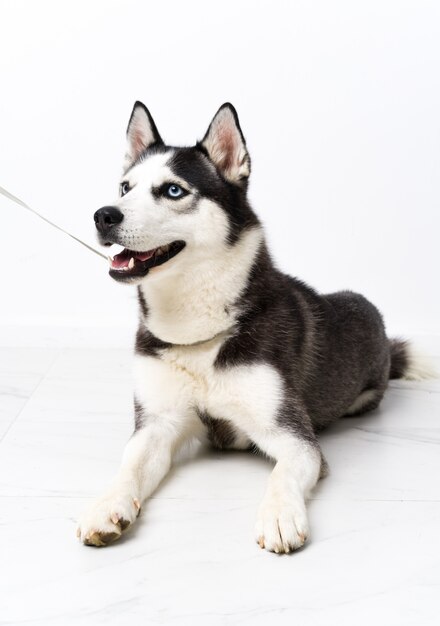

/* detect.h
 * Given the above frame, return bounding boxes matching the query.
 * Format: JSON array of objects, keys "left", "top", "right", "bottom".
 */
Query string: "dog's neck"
[{"left": 138, "top": 226, "right": 264, "bottom": 345}]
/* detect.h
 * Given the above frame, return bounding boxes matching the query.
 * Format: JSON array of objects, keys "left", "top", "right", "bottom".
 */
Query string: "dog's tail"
[{"left": 389, "top": 339, "right": 438, "bottom": 381}]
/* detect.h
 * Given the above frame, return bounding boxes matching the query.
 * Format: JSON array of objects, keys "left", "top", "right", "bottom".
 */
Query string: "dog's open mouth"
[{"left": 108, "top": 241, "right": 186, "bottom": 280}]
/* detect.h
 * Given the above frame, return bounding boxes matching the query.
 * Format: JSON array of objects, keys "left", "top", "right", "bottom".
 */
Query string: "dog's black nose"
[{"left": 94, "top": 206, "right": 124, "bottom": 233}]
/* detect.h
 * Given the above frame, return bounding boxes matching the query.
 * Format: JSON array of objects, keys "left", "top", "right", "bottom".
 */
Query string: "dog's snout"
[{"left": 94, "top": 206, "right": 124, "bottom": 233}]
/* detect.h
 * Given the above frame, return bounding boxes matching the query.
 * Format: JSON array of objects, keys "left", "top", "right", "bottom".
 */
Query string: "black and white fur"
[{"left": 78, "top": 102, "right": 432, "bottom": 553}]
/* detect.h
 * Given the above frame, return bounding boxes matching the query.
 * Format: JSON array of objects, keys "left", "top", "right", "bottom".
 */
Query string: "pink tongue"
[
  {"left": 111, "top": 248, "right": 155, "bottom": 269},
  {"left": 111, "top": 248, "right": 130, "bottom": 269}
]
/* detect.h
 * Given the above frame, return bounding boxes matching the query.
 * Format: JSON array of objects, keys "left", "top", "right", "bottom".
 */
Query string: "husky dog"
[{"left": 78, "top": 102, "right": 427, "bottom": 553}]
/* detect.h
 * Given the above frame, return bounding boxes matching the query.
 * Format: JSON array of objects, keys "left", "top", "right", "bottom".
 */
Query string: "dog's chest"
[
  {"left": 160, "top": 337, "right": 225, "bottom": 401},
  {"left": 155, "top": 338, "right": 283, "bottom": 433}
]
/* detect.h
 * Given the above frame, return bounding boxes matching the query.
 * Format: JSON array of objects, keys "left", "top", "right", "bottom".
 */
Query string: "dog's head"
[{"left": 94, "top": 102, "right": 258, "bottom": 284}]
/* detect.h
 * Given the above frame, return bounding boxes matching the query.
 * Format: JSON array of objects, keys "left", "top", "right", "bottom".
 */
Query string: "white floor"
[{"left": 0, "top": 347, "right": 439, "bottom": 626}]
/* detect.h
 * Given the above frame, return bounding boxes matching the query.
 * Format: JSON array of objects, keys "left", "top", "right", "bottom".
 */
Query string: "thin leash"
[
  {"left": 1, "top": 183, "right": 238, "bottom": 348},
  {"left": 0, "top": 184, "right": 107, "bottom": 260}
]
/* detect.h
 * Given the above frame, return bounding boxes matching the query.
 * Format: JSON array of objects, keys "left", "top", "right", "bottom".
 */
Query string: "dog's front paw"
[
  {"left": 77, "top": 490, "right": 141, "bottom": 547},
  {"left": 255, "top": 494, "right": 309, "bottom": 554}
]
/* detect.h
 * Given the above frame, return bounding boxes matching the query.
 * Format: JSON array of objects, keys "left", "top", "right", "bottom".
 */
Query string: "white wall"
[{"left": 1, "top": 0, "right": 439, "bottom": 346}]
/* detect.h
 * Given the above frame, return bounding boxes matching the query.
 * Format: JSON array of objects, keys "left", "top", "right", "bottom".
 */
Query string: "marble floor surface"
[{"left": 0, "top": 346, "right": 439, "bottom": 626}]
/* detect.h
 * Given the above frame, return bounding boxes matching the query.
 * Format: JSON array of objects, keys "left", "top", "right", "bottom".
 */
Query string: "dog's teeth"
[
  {"left": 108, "top": 256, "right": 113, "bottom": 265},
  {"left": 128, "top": 257, "right": 135, "bottom": 269}
]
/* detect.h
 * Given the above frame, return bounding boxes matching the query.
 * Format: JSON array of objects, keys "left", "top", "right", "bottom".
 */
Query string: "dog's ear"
[
  {"left": 199, "top": 103, "right": 250, "bottom": 185},
  {"left": 124, "top": 101, "right": 163, "bottom": 168}
]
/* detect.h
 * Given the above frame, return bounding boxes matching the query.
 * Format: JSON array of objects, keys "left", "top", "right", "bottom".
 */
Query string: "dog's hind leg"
[
  {"left": 344, "top": 388, "right": 384, "bottom": 416},
  {"left": 344, "top": 364, "right": 390, "bottom": 417}
]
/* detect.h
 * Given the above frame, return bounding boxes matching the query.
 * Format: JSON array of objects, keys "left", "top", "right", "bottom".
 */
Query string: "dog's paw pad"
[
  {"left": 84, "top": 530, "right": 121, "bottom": 547},
  {"left": 118, "top": 517, "right": 131, "bottom": 531},
  {"left": 109, "top": 512, "right": 131, "bottom": 530}
]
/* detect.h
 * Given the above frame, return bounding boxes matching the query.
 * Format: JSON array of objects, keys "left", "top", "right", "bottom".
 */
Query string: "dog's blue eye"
[
  {"left": 167, "top": 184, "right": 184, "bottom": 199},
  {"left": 120, "top": 182, "right": 130, "bottom": 196}
]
